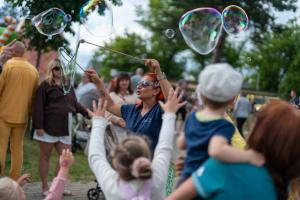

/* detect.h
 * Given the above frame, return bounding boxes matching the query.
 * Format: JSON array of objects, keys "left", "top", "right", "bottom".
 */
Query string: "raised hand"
[
  {"left": 144, "top": 59, "right": 162, "bottom": 75},
  {"left": 159, "top": 88, "right": 187, "bottom": 113},
  {"left": 175, "top": 155, "right": 185, "bottom": 177},
  {"left": 17, "top": 173, "right": 31, "bottom": 187},
  {"left": 87, "top": 98, "right": 107, "bottom": 118},
  {"left": 85, "top": 69, "right": 102, "bottom": 85},
  {"left": 59, "top": 149, "right": 74, "bottom": 169}
]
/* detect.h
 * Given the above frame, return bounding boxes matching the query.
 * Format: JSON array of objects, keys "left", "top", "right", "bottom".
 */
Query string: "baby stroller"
[
  {"left": 73, "top": 89, "right": 100, "bottom": 154},
  {"left": 72, "top": 114, "right": 91, "bottom": 154},
  {"left": 87, "top": 123, "right": 119, "bottom": 200}
]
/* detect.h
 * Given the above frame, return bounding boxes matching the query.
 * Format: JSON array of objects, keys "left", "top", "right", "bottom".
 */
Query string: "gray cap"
[{"left": 199, "top": 63, "right": 243, "bottom": 102}]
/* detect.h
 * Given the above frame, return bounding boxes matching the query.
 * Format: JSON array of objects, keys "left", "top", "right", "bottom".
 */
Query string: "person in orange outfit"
[{"left": 0, "top": 41, "right": 39, "bottom": 180}]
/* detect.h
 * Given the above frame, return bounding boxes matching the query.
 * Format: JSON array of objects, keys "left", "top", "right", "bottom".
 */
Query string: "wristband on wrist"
[{"left": 157, "top": 72, "right": 166, "bottom": 81}]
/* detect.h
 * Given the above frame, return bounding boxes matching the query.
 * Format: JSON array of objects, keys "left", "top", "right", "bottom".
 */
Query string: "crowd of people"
[{"left": 0, "top": 40, "right": 299, "bottom": 200}]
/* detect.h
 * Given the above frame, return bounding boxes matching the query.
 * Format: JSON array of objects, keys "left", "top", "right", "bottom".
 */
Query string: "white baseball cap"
[{"left": 199, "top": 63, "right": 243, "bottom": 102}]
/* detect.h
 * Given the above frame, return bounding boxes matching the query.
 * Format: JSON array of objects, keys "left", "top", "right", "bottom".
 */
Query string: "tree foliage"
[
  {"left": 137, "top": 0, "right": 297, "bottom": 63},
  {"left": 90, "top": 32, "right": 148, "bottom": 80},
  {"left": 245, "top": 21, "right": 300, "bottom": 97},
  {"left": 5, "top": 0, "right": 122, "bottom": 52}
]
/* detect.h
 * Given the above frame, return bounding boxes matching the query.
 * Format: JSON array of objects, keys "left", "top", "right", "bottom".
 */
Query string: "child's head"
[
  {"left": 112, "top": 135, "right": 152, "bottom": 181},
  {"left": 0, "top": 177, "right": 25, "bottom": 200},
  {"left": 198, "top": 63, "right": 243, "bottom": 109},
  {"left": 248, "top": 100, "right": 300, "bottom": 200}
]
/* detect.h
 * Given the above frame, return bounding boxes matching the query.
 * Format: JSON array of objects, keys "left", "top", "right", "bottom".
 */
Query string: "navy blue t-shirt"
[
  {"left": 182, "top": 112, "right": 235, "bottom": 178},
  {"left": 121, "top": 103, "right": 163, "bottom": 151}
]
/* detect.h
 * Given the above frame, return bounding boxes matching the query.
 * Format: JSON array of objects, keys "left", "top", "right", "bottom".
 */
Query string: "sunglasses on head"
[
  {"left": 53, "top": 66, "right": 61, "bottom": 71},
  {"left": 137, "top": 80, "right": 159, "bottom": 88}
]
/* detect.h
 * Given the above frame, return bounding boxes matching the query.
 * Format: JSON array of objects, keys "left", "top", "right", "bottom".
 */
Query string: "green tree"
[
  {"left": 90, "top": 31, "right": 186, "bottom": 80},
  {"left": 5, "top": 0, "right": 122, "bottom": 68},
  {"left": 137, "top": 0, "right": 297, "bottom": 63},
  {"left": 245, "top": 21, "right": 300, "bottom": 98},
  {"left": 90, "top": 32, "right": 148, "bottom": 79}
]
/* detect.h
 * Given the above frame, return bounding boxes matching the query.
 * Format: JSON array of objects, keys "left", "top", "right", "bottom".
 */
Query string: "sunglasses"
[
  {"left": 53, "top": 66, "right": 61, "bottom": 71},
  {"left": 137, "top": 80, "right": 159, "bottom": 88}
]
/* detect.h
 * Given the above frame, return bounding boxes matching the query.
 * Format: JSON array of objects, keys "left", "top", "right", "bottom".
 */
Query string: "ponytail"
[{"left": 131, "top": 157, "right": 152, "bottom": 179}]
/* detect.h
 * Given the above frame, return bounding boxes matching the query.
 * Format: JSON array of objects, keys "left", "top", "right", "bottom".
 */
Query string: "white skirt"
[{"left": 33, "top": 131, "right": 72, "bottom": 145}]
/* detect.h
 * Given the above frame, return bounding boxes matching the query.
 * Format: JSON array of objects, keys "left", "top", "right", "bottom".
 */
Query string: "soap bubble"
[
  {"left": 80, "top": 0, "right": 114, "bottom": 37},
  {"left": 31, "top": 8, "right": 71, "bottom": 40},
  {"left": 165, "top": 29, "right": 175, "bottom": 39},
  {"left": 179, "top": 7, "right": 223, "bottom": 55},
  {"left": 222, "top": 5, "right": 248, "bottom": 35},
  {"left": 58, "top": 47, "right": 76, "bottom": 94}
]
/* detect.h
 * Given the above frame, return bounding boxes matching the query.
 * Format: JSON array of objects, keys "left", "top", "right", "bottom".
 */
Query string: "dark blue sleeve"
[
  {"left": 215, "top": 121, "right": 235, "bottom": 142},
  {"left": 121, "top": 104, "right": 135, "bottom": 121}
]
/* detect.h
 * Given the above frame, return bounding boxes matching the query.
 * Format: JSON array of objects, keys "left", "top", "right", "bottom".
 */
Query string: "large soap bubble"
[
  {"left": 179, "top": 8, "right": 223, "bottom": 55},
  {"left": 80, "top": 0, "right": 114, "bottom": 37},
  {"left": 31, "top": 8, "right": 71, "bottom": 40},
  {"left": 58, "top": 47, "right": 76, "bottom": 94},
  {"left": 222, "top": 5, "right": 248, "bottom": 35}
]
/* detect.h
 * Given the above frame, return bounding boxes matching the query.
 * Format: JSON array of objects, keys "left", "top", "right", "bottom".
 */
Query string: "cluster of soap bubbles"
[
  {"left": 179, "top": 5, "right": 248, "bottom": 55},
  {"left": 31, "top": 0, "right": 114, "bottom": 40},
  {"left": 29, "top": 3, "right": 248, "bottom": 94},
  {"left": 30, "top": 0, "right": 115, "bottom": 93}
]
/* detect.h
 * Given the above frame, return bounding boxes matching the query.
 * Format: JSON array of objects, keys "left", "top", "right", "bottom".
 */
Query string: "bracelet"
[{"left": 157, "top": 72, "right": 166, "bottom": 81}]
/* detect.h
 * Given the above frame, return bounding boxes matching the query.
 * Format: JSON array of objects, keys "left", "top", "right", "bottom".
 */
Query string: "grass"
[{"left": 3, "top": 132, "right": 95, "bottom": 182}]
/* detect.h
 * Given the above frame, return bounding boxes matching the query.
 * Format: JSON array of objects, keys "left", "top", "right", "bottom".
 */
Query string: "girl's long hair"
[{"left": 248, "top": 100, "right": 300, "bottom": 200}]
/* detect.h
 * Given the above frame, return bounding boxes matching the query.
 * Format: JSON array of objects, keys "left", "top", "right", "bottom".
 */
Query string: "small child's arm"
[{"left": 208, "top": 135, "right": 265, "bottom": 166}]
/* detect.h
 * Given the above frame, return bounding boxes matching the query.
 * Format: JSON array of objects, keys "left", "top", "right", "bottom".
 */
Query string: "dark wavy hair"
[
  {"left": 248, "top": 100, "right": 300, "bottom": 200},
  {"left": 113, "top": 73, "right": 133, "bottom": 95}
]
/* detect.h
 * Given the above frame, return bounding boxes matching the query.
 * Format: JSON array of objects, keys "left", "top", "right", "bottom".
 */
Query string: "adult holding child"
[
  {"left": 32, "top": 59, "right": 88, "bottom": 196},
  {"left": 86, "top": 59, "right": 172, "bottom": 151},
  {"left": 176, "top": 63, "right": 259, "bottom": 188},
  {"left": 168, "top": 100, "right": 300, "bottom": 200}
]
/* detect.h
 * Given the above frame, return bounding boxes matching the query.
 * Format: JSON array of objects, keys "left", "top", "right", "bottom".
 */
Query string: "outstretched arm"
[
  {"left": 87, "top": 99, "right": 119, "bottom": 196},
  {"left": 167, "top": 177, "right": 197, "bottom": 200},
  {"left": 85, "top": 69, "right": 122, "bottom": 117},
  {"left": 152, "top": 89, "right": 187, "bottom": 190},
  {"left": 145, "top": 59, "right": 172, "bottom": 100},
  {"left": 45, "top": 149, "right": 74, "bottom": 200},
  {"left": 208, "top": 135, "right": 265, "bottom": 166}
]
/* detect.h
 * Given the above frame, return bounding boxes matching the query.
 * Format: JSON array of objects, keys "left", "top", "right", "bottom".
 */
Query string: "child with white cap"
[{"left": 176, "top": 63, "right": 264, "bottom": 187}]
